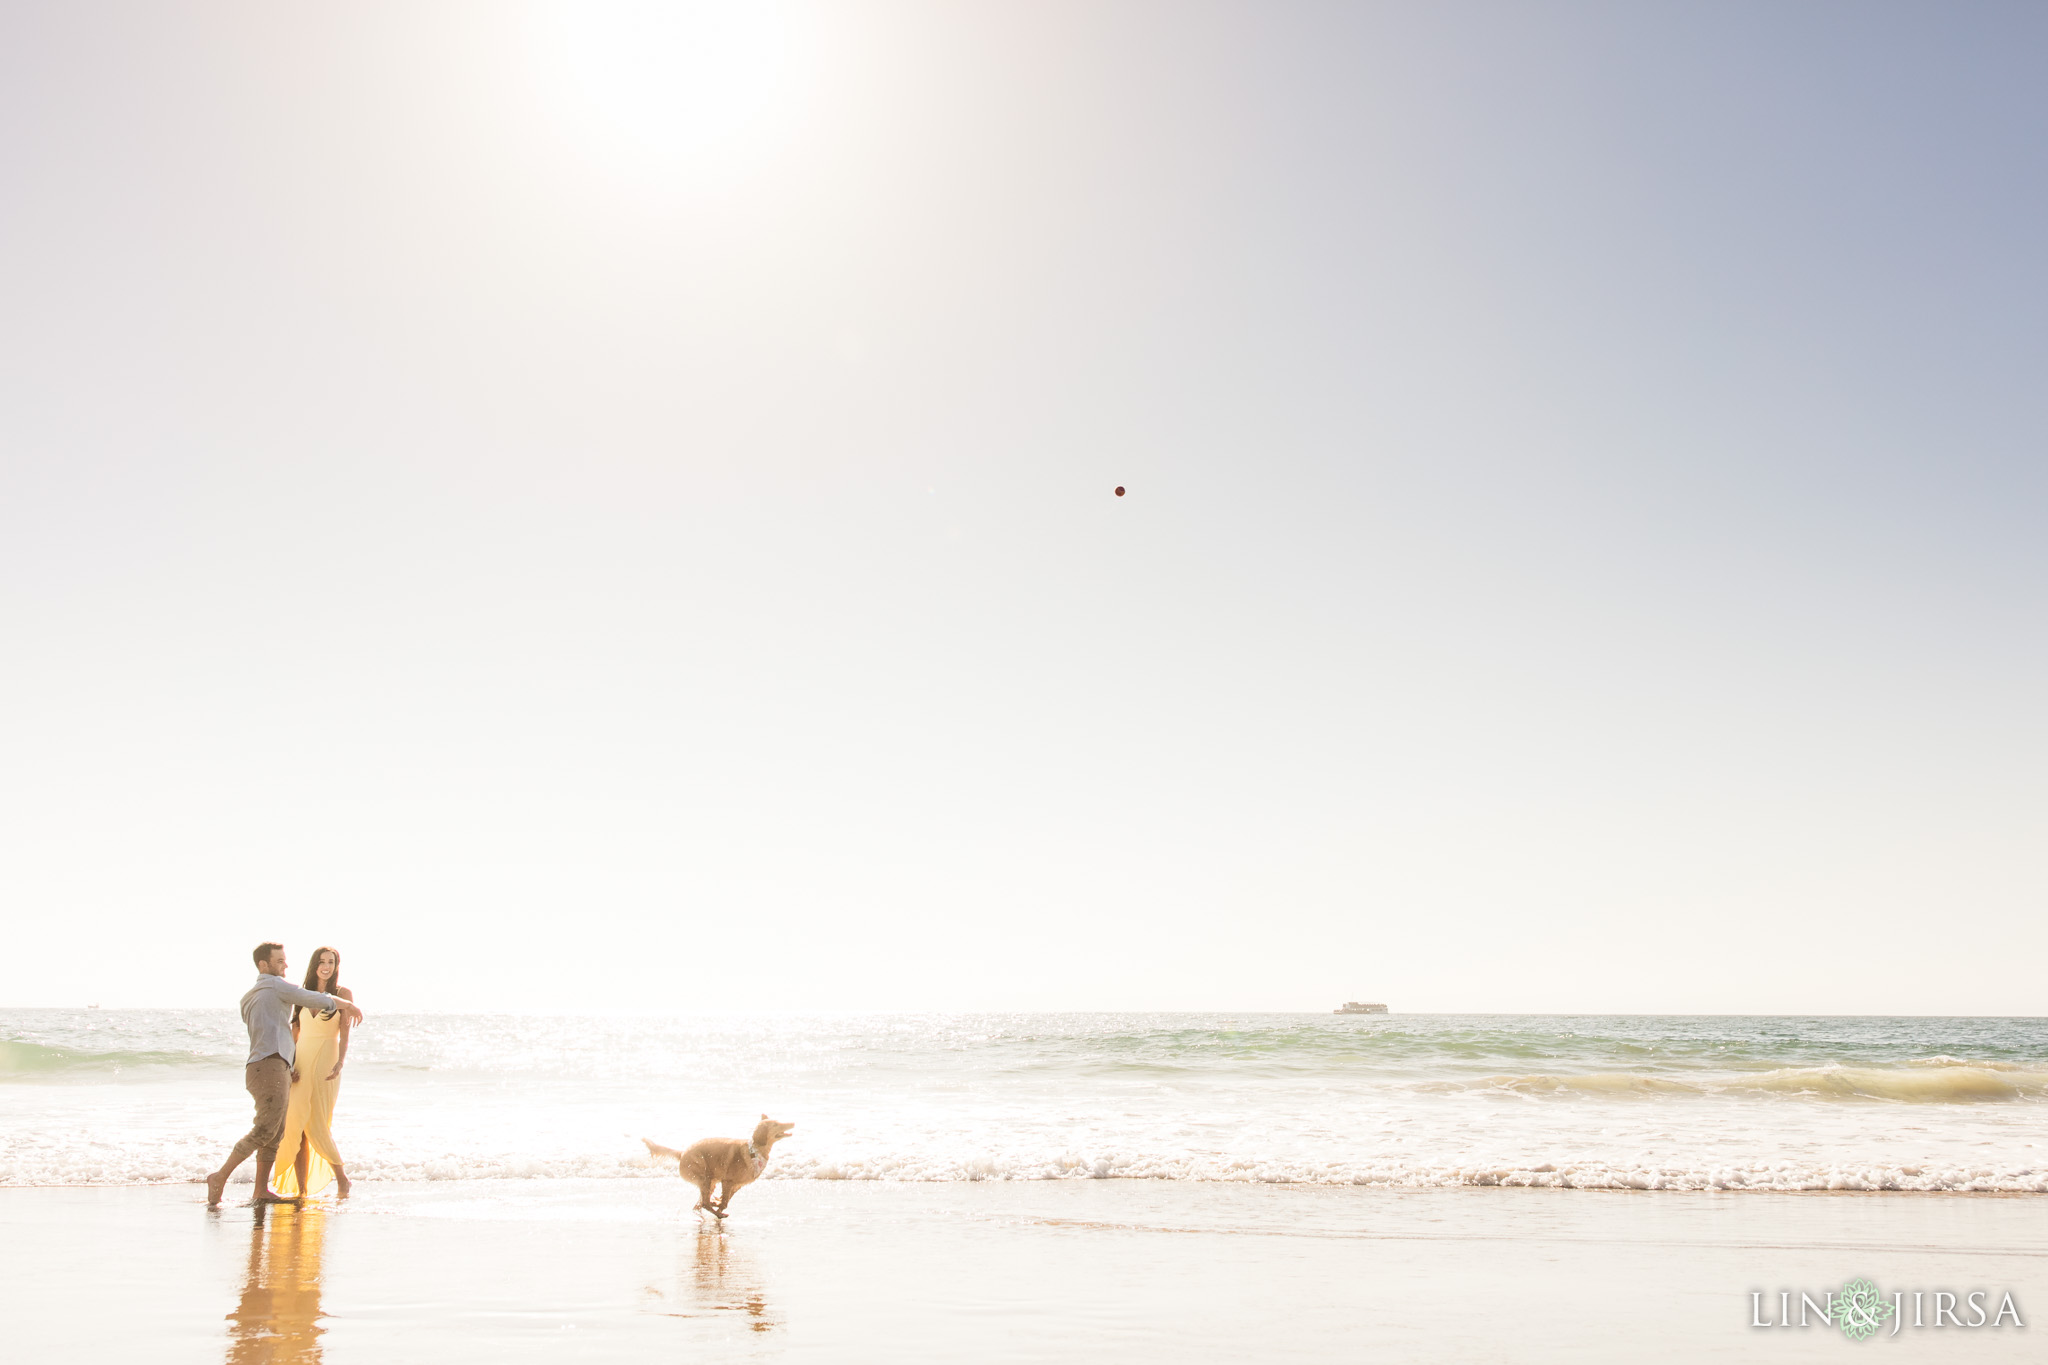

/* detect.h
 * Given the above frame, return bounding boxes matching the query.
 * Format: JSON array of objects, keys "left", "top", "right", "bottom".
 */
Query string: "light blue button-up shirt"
[{"left": 240, "top": 974, "right": 343, "bottom": 1066}]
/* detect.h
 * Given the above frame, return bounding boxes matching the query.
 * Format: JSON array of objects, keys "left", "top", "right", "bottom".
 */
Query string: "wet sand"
[{"left": 4, "top": 1180, "right": 2042, "bottom": 1362}]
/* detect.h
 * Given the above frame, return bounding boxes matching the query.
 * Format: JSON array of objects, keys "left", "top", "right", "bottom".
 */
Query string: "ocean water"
[{"left": 2, "top": 1010, "right": 2044, "bottom": 1193}]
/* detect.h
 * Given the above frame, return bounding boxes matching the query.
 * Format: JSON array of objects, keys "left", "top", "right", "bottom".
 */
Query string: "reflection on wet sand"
[
  {"left": 643, "top": 1227, "right": 776, "bottom": 1333},
  {"left": 225, "top": 1203, "right": 328, "bottom": 1364}
]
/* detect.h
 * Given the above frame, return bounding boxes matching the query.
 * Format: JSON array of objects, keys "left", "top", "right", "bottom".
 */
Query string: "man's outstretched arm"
[{"left": 271, "top": 980, "right": 365, "bottom": 1025}]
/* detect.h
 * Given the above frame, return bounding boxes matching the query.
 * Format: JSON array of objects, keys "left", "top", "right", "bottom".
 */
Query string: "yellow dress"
[{"left": 270, "top": 1004, "right": 345, "bottom": 1198}]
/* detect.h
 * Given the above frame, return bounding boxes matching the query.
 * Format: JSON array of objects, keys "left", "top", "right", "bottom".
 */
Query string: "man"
[{"left": 205, "top": 942, "right": 365, "bottom": 1207}]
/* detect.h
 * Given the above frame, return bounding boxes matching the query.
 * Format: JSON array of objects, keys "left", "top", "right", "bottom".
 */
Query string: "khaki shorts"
[{"left": 236, "top": 1054, "right": 292, "bottom": 1162}]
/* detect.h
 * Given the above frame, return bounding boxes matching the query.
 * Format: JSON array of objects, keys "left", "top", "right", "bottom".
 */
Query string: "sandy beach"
[{"left": 5, "top": 1179, "right": 2040, "bottom": 1362}]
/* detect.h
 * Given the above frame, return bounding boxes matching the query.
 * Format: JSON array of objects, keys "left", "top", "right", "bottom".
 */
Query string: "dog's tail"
[{"left": 641, "top": 1137, "right": 684, "bottom": 1164}]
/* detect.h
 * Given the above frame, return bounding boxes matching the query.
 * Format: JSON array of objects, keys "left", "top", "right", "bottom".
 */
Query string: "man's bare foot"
[
  {"left": 205, "top": 1171, "right": 227, "bottom": 1207},
  {"left": 334, "top": 1172, "right": 352, "bottom": 1200}
]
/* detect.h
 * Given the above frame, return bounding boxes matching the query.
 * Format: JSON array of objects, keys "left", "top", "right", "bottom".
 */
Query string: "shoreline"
[
  {"left": 7, "top": 1178, "right": 2044, "bottom": 1361},
  {"left": 15, "top": 1169, "right": 2048, "bottom": 1197},
  {"left": 19, "top": 1178, "right": 2048, "bottom": 1198}
]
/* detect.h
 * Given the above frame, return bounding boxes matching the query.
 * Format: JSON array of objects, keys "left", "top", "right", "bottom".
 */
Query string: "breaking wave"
[
  {"left": 1446, "top": 1059, "right": 2048, "bottom": 1103},
  {"left": 0, "top": 1039, "right": 224, "bottom": 1077}
]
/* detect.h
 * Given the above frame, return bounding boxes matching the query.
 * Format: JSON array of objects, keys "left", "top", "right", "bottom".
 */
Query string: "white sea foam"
[
  {"left": 4, "top": 1010, "right": 2044, "bottom": 1194},
  {"left": 6, "top": 1138, "right": 2042, "bottom": 1193}
]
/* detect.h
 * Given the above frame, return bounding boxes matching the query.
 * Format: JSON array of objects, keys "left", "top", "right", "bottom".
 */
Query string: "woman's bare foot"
[
  {"left": 206, "top": 1171, "right": 227, "bottom": 1207},
  {"left": 334, "top": 1170, "right": 351, "bottom": 1199},
  {"left": 251, "top": 1191, "right": 300, "bottom": 1206}
]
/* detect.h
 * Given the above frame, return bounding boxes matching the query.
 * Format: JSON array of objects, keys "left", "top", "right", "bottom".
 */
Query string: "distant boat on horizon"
[{"left": 1333, "top": 1001, "right": 1387, "bottom": 1014}]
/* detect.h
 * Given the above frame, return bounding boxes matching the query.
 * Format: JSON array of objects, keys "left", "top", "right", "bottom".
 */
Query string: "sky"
[{"left": 1, "top": 1, "right": 2042, "bottom": 1014}]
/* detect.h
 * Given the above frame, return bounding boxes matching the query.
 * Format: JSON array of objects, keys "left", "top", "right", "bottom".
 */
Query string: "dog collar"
[{"left": 747, "top": 1142, "right": 762, "bottom": 1161}]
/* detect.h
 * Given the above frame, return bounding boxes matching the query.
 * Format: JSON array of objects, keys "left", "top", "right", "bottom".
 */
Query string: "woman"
[{"left": 269, "top": 946, "right": 355, "bottom": 1200}]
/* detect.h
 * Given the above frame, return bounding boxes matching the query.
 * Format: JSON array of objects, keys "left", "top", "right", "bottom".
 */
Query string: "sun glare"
[{"left": 527, "top": 0, "right": 813, "bottom": 180}]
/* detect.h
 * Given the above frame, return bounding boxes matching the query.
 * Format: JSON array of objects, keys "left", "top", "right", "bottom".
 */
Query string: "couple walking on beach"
[{"left": 205, "top": 942, "right": 364, "bottom": 1207}]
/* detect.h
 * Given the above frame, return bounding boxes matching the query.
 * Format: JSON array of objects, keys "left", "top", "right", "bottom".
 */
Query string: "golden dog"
[{"left": 643, "top": 1115, "right": 795, "bottom": 1219}]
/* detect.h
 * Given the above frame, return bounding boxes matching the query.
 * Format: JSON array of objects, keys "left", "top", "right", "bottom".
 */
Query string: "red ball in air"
[{"left": 1114, "top": 486, "right": 1125, "bottom": 497}]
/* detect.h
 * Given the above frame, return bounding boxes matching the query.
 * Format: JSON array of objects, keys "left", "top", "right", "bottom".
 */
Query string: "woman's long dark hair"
[{"left": 294, "top": 946, "right": 342, "bottom": 1025}]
